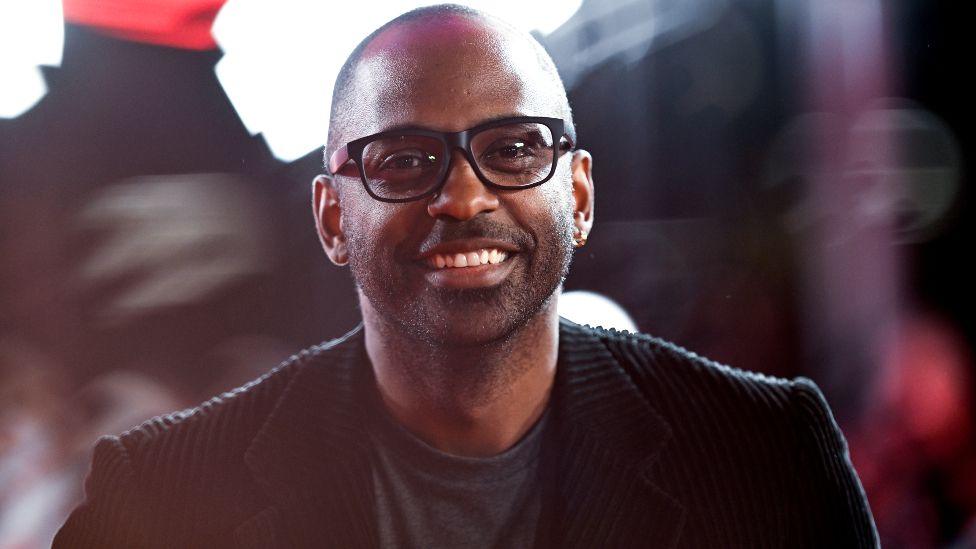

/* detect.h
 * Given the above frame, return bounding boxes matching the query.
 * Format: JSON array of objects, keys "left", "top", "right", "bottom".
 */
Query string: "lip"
[
  {"left": 421, "top": 252, "right": 519, "bottom": 289},
  {"left": 416, "top": 238, "right": 520, "bottom": 260}
]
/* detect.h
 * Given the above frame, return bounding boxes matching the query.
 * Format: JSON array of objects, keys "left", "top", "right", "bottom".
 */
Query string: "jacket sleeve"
[
  {"left": 53, "top": 435, "right": 144, "bottom": 548},
  {"left": 789, "top": 376, "right": 880, "bottom": 548}
]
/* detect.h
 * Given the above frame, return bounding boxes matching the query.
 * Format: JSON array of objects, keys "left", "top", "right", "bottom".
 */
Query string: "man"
[{"left": 55, "top": 4, "right": 878, "bottom": 548}]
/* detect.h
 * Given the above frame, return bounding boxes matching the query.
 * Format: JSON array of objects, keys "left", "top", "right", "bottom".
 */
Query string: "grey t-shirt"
[{"left": 366, "top": 393, "right": 551, "bottom": 549}]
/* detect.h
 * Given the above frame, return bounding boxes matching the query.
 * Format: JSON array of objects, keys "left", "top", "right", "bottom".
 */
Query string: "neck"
[{"left": 362, "top": 297, "right": 560, "bottom": 458}]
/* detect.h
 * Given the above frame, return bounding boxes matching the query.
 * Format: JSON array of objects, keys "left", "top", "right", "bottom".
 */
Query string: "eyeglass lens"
[{"left": 360, "top": 122, "right": 556, "bottom": 200}]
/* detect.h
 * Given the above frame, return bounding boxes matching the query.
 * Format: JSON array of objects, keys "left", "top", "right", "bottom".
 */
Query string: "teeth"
[{"left": 427, "top": 248, "right": 510, "bottom": 269}]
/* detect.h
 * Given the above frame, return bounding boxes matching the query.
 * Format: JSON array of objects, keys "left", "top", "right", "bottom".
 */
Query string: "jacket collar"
[
  {"left": 545, "top": 318, "right": 686, "bottom": 548},
  {"left": 239, "top": 319, "right": 685, "bottom": 548}
]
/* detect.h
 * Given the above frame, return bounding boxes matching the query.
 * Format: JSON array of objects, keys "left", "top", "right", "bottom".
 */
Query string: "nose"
[{"left": 426, "top": 149, "right": 500, "bottom": 221}]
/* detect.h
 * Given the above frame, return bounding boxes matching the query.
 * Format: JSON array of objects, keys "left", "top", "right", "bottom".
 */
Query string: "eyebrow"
[{"left": 376, "top": 112, "right": 529, "bottom": 134}]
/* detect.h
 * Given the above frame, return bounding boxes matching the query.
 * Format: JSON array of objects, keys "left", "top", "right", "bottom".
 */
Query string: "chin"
[{"left": 404, "top": 288, "right": 538, "bottom": 348}]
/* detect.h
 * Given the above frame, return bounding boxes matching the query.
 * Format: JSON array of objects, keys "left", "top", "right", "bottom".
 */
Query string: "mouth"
[
  {"left": 424, "top": 248, "right": 511, "bottom": 269},
  {"left": 416, "top": 244, "right": 519, "bottom": 289}
]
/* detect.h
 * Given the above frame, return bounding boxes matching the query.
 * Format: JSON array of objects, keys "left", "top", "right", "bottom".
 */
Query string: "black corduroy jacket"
[{"left": 55, "top": 318, "right": 878, "bottom": 548}]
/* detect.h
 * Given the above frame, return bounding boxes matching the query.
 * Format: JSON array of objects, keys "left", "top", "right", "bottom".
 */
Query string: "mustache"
[{"left": 414, "top": 217, "right": 533, "bottom": 255}]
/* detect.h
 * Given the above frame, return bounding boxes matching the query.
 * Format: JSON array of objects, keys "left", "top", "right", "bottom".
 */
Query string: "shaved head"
[{"left": 324, "top": 4, "right": 574, "bottom": 168}]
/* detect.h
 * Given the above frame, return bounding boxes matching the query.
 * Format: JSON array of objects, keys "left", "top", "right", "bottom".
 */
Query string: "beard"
[{"left": 345, "top": 189, "right": 576, "bottom": 349}]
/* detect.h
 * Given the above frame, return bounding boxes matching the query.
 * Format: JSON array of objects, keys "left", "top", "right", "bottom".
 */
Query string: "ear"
[
  {"left": 570, "top": 149, "right": 595, "bottom": 239},
  {"left": 312, "top": 174, "right": 348, "bottom": 266}
]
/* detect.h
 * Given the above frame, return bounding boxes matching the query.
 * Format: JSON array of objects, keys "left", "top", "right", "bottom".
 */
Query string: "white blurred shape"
[
  {"left": 0, "top": 0, "right": 64, "bottom": 118},
  {"left": 0, "top": 66, "right": 48, "bottom": 119},
  {"left": 559, "top": 291, "right": 639, "bottom": 332},
  {"left": 0, "top": 0, "right": 63, "bottom": 65},
  {"left": 470, "top": 0, "right": 583, "bottom": 35},
  {"left": 212, "top": 0, "right": 582, "bottom": 162},
  {"left": 76, "top": 174, "right": 275, "bottom": 324},
  {"left": 544, "top": 0, "right": 729, "bottom": 90}
]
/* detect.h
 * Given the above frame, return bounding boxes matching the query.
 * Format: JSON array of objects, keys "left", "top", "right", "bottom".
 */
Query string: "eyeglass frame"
[{"left": 326, "top": 116, "right": 575, "bottom": 203}]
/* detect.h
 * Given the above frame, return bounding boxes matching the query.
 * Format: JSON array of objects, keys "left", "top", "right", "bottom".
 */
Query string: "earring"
[{"left": 573, "top": 228, "right": 588, "bottom": 248}]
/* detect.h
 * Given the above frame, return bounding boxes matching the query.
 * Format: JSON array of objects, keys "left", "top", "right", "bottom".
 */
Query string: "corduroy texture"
[{"left": 54, "top": 318, "right": 878, "bottom": 548}]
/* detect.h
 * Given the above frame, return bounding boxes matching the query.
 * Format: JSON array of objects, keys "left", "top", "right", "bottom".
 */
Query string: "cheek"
[
  {"left": 340, "top": 194, "right": 386, "bottom": 254},
  {"left": 340, "top": 197, "right": 423, "bottom": 256},
  {"left": 534, "top": 170, "right": 576, "bottom": 230},
  {"left": 501, "top": 174, "right": 575, "bottom": 258}
]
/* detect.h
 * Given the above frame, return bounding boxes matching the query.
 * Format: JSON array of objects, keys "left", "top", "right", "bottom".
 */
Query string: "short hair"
[{"left": 323, "top": 3, "right": 574, "bottom": 170}]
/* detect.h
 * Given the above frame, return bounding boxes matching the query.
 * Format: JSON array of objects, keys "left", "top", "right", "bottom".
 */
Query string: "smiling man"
[{"left": 56, "top": 4, "right": 878, "bottom": 548}]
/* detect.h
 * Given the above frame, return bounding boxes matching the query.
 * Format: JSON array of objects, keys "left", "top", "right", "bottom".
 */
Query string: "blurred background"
[{"left": 0, "top": 0, "right": 971, "bottom": 546}]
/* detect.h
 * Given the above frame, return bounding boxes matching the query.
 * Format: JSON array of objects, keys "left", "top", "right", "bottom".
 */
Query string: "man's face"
[{"left": 321, "top": 18, "right": 589, "bottom": 347}]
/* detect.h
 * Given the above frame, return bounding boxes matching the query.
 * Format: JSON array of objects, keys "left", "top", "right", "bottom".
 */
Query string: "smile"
[{"left": 426, "top": 248, "right": 510, "bottom": 269}]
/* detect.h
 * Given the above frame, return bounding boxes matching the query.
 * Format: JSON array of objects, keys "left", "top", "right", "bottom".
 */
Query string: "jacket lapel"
[
  {"left": 544, "top": 319, "right": 686, "bottom": 548},
  {"left": 238, "top": 324, "right": 378, "bottom": 549}
]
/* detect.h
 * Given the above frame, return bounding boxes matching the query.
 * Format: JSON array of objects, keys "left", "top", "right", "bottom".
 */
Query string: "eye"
[
  {"left": 495, "top": 142, "right": 533, "bottom": 159},
  {"left": 379, "top": 150, "right": 438, "bottom": 170},
  {"left": 484, "top": 138, "right": 545, "bottom": 162}
]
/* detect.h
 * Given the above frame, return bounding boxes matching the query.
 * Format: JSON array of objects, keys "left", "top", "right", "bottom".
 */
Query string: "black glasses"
[{"left": 327, "top": 116, "right": 574, "bottom": 203}]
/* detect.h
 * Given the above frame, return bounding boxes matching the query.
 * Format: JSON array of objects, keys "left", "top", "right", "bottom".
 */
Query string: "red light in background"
[{"left": 62, "top": 0, "right": 226, "bottom": 50}]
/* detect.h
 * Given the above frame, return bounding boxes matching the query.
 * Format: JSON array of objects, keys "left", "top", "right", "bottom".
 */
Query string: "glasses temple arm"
[{"left": 327, "top": 146, "right": 351, "bottom": 175}]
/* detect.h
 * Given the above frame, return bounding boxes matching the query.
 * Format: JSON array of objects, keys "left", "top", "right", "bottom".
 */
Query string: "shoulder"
[
  {"left": 563, "top": 320, "right": 878, "bottom": 546},
  {"left": 560, "top": 319, "right": 849, "bottom": 454},
  {"left": 54, "top": 326, "right": 366, "bottom": 548},
  {"left": 563, "top": 318, "right": 802, "bottom": 414},
  {"left": 116, "top": 344, "right": 304, "bottom": 456},
  {"left": 102, "top": 324, "right": 363, "bottom": 477}
]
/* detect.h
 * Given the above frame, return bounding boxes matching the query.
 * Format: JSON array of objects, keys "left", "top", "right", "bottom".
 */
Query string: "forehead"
[{"left": 345, "top": 17, "right": 563, "bottom": 138}]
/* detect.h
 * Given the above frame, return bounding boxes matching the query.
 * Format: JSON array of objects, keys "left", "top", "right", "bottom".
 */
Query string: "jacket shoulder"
[
  {"left": 55, "top": 328, "right": 365, "bottom": 548},
  {"left": 575, "top": 321, "right": 798, "bottom": 409},
  {"left": 568, "top": 321, "right": 878, "bottom": 547},
  {"left": 112, "top": 325, "right": 363, "bottom": 473},
  {"left": 118, "top": 345, "right": 304, "bottom": 454}
]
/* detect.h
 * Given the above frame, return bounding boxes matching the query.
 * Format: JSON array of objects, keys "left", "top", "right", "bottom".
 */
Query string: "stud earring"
[{"left": 573, "top": 229, "right": 588, "bottom": 248}]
